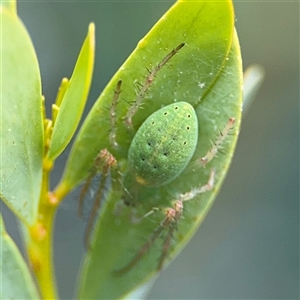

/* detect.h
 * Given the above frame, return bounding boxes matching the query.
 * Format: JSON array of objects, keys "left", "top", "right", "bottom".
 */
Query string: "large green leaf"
[
  {"left": 0, "top": 7, "right": 43, "bottom": 225},
  {"left": 0, "top": 0, "right": 16, "bottom": 14},
  {"left": 0, "top": 215, "right": 40, "bottom": 299},
  {"left": 58, "top": 0, "right": 234, "bottom": 192},
  {"left": 78, "top": 32, "right": 242, "bottom": 300},
  {"left": 62, "top": 1, "right": 242, "bottom": 299},
  {"left": 47, "top": 23, "right": 95, "bottom": 160}
]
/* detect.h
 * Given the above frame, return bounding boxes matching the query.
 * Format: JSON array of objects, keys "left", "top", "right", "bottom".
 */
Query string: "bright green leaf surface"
[
  {"left": 0, "top": 8, "right": 43, "bottom": 225},
  {"left": 47, "top": 23, "right": 95, "bottom": 160},
  {"left": 0, "top": 0, "right": 16, "bottom": 14},
  {"left": 0, "top": 215, "right": 40, "bottom": 299},
  {"left": 60, "top": 0, "right": 234, "bottom": 191},
  {"left": 78, "top": 32, "right": 242, "bottom": 300},
  {"left": 68, "top": 1, "right": 242, "bottom": 298}
]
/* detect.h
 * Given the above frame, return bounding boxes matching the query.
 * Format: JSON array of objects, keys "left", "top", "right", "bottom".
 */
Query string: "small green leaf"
[
  {"left": 69, "top": 1, "right": 242, "bottom": 299},
  {"left": 47, "top": 23, "right": 95, "bottom": 160},
  {"left": 0, "top": 8, "right": 43, "bottom": 225},
  {"left": 0, "top": 215, "right": 40, "bottom": 299}
]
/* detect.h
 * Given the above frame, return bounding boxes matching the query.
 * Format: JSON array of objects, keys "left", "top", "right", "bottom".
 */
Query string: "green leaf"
[
  {"left": 0, "top": 215, "right": 40, "bottom": 299},
  {"left": 0, "top": 0, "right": 16, "bottom": 14},
  {"left": 47, "top": 23, "right": 95, "bottom": 161},
  {"left": 59, "top": 0, "right": 234, "bottom": 191},
  {"left": 66, "top": 1, "right": 242, "bottom": 299},
  {"left": 78, "top": 33, "right": 242, "bottom": 300},
  {"left": 0, "top": 8, "right": 43, "bottom": 225}
]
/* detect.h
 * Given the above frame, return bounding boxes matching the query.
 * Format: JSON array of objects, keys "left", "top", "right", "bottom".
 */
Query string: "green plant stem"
[
  {"left": 27, "top": 158, "right": 58, "bottom": 300},
  {"left": 33, "top": 209, "right": 57, "bottom": 299}
]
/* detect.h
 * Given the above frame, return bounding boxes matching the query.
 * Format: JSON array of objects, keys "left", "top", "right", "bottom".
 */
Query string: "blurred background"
[{"left": 3, "top": 1, "right": 298, "bottom": 299}]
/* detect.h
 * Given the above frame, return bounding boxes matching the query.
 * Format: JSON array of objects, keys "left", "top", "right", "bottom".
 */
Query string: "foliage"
[{"left": 0, "top": 0, "right": 243, "bottom": 298}]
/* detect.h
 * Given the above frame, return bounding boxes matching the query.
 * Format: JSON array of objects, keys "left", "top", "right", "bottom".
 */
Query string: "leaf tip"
[{"left": 88, "top": 22, "right": 95, "bottom": 46}]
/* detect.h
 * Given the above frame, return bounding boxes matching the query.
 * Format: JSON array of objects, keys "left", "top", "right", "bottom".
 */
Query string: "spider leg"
[
  {"left": 200, "top": 117, "right": 235, "bottom": 166},
  {"left": 124, "top": 43, "right": 185, "bottom": 127},
  {"left": 114, "top": 170, "right": 215, "bottom": 275},
  {"left": 157, "top": 221, "right": 176, "bottom": 271},
  {"left": 84, "top": 173, "right": 108, "bottom": 248},
  {"left": 78, "top": 171, "right": 96, "bottom": 218},
  {"left": 114, "top": 208, "right": 176, "bottom": 276},
  {"left": 157, "top": 170, "right": 215, "bottom": 270},
  {"left": 79, "top": 149, "right": 117, "bottom": 248},
  {"left": 141, "top": 207, "right": 160, "bottom": 220},
  {"left": 109, "top": 80, "right": 122, "bottom": 149},
  {"left": 179, "top": 169, "right": 215, "bottom": 202}
]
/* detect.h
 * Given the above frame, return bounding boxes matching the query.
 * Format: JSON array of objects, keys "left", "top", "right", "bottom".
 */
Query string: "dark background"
[{"left": 3, "top": 1, "right": 299, "bottom": 299}]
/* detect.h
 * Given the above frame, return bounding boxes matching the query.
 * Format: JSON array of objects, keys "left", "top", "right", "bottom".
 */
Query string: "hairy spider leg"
[
  {"left": 79, "top": 149, "right": 117, "bottom": 248},
  {"left": 200, "top": 117, "right": 235, "bottom": 166},
  {"left": 124, "top": 43, "right": 185, "bottom": 127},
  {"left": 109, "top": 80, "right": 122, "bottom": 149},
  {"left": 157, "top": 210, "right": 178, "bottom": 270},
  {"left": 156, "top": 169, "right": 215, "bottom": 270},
  {"left": 114, "top": 207, "right": 176, "bottom": 276},
  {"left": 114, "top": 169, "right": 215, "bottom": 275},
  {"left": 78, "top": 170, "right": 97, "bottom": 218}
]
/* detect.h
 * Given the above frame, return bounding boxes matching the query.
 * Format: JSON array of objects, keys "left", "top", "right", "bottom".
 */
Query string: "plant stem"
[{"left": 27, "top": 158, "right": 58, "bottom": 299}]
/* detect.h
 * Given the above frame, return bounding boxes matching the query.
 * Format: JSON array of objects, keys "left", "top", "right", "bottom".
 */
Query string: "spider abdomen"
[{"left": 128, "top": 102, "right": 198, "bottom": 187}]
